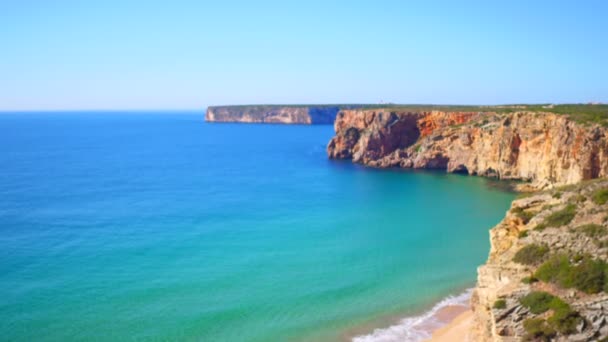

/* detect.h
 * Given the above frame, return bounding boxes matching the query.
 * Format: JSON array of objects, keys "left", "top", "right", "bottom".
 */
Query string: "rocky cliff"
[
  {"left": 326, "top": 107, "right": 608, "bottom": 341},
  {"left": 471, "top": 180, "right": 608, "bottom": 341},
  {"left": 205, "top": 105, "right": 342, "bottom": 124},
  {"left": 327, "top": 109, "right": 608, "bottom": 189}
]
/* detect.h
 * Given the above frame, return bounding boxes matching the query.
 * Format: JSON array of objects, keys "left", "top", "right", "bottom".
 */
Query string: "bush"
[
  {"left": 522, "top": 276, "right": 538, "bottom": 284},
  {"left": 513, "top": 244, "right": 550, "bottom": 265},
  {"left": 579, "top": 223, "right": 607, "bottom": 238},
  {"left": 552, "top": 191, "right": 562, "bottom": 199},
  {"left": 573, "top": 194, "right": 587, "bottom": 203},
  {"left": 521, "top": 293, "right": 582, "bottom": 336},
  {"left": 541, "top": 204, "right": 577, "bottom": 228},
  {"left": 513, "top": 207, "right": 537, "bottom": 224},
  {"left": 520, "top": 291, "right": 556, "bottom": 314},
  {"left": 535, "top": 254, "right": 574, "bottom": 286},
  {"left": 592, "top": 188, "right": 608, "bottom": 205},
  {"left": 518, "top": 230, "right": 529, "bottom": 238},
  {"left": 535, "top": 254, "right": 608, "bottom": 294},
  {"left": 546, "top": 300, "right": 582, "bottom": 334},
  {"left": 523, "top": 318, "right": 556, "bottom": 341},
  {"left": 493, "top": 299, "right": 507, "bottom": 309},
  {"left": 570, "top": 257, "right": 607, "bottom": 294}
]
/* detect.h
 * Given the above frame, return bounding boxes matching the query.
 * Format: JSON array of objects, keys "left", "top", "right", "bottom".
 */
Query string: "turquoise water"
[{"left": 0, "top": 112, "right": 515, "bottom": 341}]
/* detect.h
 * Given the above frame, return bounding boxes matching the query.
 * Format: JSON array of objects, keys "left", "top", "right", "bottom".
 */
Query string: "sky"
[{"left": 1, "top": 0, "right": 607, "bottom": 110}]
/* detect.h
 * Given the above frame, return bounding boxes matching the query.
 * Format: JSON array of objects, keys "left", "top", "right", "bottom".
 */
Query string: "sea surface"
[{"left": 0, "top": 112, "right": 515, "bottom": 341}]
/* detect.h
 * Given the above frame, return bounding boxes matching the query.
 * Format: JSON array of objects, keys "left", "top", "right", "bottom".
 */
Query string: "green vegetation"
[
  {"left": 522, "top": 276, "right": 538, "bottom": 284},
  {"left": 513, "top": 244, "right": 549, "bottom": 265},
  {"left": 512, "top": 207, "right": 537, "bottom": 224},
  {"left": 493, "top": 299, "right": 507, "bottom": 309},
  {"left": 535, "top": 254, "right": 608, "bottom": 294},
  {"left": 592, "top": 188, "right": 608, "bottom": 205},
  {"left": 579, "top": 223, "right": 607, "bottom": 238},
  {"left": 535, "top": 204, "right": 577, "bottom": 230},
  {"left": 520, "top": 292, "right": 582, "bottom": 337},
  {"left": 547, "top": 300, "right": 583, "bottom": 334},
  {"left": 573, "top": 194, "right": 587, "bottom": 203},
  {"left": 519, "top": 291, "right": 557, "bottom": 314},
  {"left": 218, "top": 103, "right": 608, "bottom": 125},
  {"left": 523, "top": 318, "right": 556, "bottom": 341},
  {"left": 552, "top": 191, "right": 562, "bottom": 199},
  {"left": 518, "top": 230, "right": 529, "bottom": 239}
]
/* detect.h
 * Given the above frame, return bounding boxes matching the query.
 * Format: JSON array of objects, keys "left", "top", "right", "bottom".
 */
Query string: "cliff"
[
  {"left": 471, "top": 180, "right": 608, "bottom": 341},
  {"left": 205, "top": 105, "right": 342, "bottom": 124},
  {"left": 326, "top": 107, "right": 608, "bottom": 341},
  {"left": 327, "top": 109, "right": 608, "bottom": 189}
]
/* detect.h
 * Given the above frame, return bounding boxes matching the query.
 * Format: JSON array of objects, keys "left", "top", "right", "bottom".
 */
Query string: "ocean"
[{"left": 0, "top": 112, "right": 515, "bottom": 341}]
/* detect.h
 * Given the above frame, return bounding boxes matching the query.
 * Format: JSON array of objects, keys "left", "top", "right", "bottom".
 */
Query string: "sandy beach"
[{"left": 426, "top": 309, "right": 473, "bottom": 342}]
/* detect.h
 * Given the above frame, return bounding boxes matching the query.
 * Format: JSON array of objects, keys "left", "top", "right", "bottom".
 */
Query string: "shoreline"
[
  {"left": 426, "top": 310, "right": 472, "bottom": 342},
  {"left": 351, "top": 289, "right": 472, "bottom": 342}
]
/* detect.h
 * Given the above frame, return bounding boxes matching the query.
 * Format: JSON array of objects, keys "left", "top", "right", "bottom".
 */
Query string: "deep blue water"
[{"left": 0, "top": 112, "right": 514, "bottom": 341}]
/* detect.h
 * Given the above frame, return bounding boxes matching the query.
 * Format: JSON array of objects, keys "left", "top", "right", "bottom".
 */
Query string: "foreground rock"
[
  {"left": 471, "top": 180, "right": 608, "bottom": 341},
  {"left": 206, "top": 105, "right": 345, "bottom": 124},
  {"left": 327, "top": 109, "right": 608, "bottom": 188}
]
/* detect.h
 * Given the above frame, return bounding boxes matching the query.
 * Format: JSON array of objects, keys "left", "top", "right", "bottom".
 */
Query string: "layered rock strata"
[
  {"left": 327, "top": 108, "right": 608, "bottom": 341},
  {"left": 327, "top": 109, "right": 608, "bottom": 188},
  {"left": 471, "top": 180, "right": 608, "bottom": 341}
]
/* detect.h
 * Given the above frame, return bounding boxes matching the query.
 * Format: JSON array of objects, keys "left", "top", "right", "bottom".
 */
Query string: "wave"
[{"left": 352, "top": 288, "right": 473, "bottom": 342}]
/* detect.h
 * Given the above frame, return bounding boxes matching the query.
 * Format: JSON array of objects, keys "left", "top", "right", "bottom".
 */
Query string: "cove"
[{"left": 0, "top": 112, "right": 515, "bottom": 341}]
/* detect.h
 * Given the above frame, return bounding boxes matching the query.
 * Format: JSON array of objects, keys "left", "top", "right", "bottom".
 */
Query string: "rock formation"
[
  {"left": 326, "top": 107, "right": 608, "bottom": 341},
  {"left": 327, "top": 109, "right": 608, "bottom": 189},
  {"left": 206, "top": 105, "right": 343, "bottom": 124},
  {"left": 471, "top": 180, "right": 608, "bottom": 341}
]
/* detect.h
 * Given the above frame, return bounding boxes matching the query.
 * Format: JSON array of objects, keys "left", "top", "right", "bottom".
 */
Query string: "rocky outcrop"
[
  {"left": 470, "top": 180, "right": 608, "bottom": 341},
  {"left": 206, "top": 105, "right": 342, "bottom": 124},
  {"left": 327, "top": 109, "right": 608, "bottom": 188}
]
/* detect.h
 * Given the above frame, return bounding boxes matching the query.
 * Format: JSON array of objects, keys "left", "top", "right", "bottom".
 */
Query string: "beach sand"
[{"left": 425, "top": 308, "right": 473, "bottom": 342}]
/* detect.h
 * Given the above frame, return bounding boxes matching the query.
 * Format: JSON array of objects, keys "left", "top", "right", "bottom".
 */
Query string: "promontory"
[{"left": 326, "top": 104, "right": 608, "bottom": 341}]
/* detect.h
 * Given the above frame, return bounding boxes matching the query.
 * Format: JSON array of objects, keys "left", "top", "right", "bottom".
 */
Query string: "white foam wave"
[{"left": 352, "top": 289, "right": 473, "bottom": 342}]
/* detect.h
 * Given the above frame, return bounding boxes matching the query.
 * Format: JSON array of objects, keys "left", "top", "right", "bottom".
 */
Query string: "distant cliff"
[
  {"left": 327, "top": 108, "right": 608, "bottom": 189},
  {"left": 205, "top": 105, "right": 344, "bottom": 124}
]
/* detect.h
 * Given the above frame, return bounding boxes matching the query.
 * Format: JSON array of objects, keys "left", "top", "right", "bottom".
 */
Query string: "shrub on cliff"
[
  {"left": 535, "top": 254, "right": 572, "bottom": 286},
  {"left": 513, "top": 244, "right": 549, "bottom": 265},
  {"left": 536, "top": 204, "right": 577, "bottom": 230},
  {"left": 592, "top": 188, "right": 608, "bottom": 205},
  {"left": 535, "top": 254, "right": 608, "bottom": 294},
  {"left": 520, "top": 292, "right": 582, "bottom": 336},
  {"left": 519, "top": 291, "right": 557, "bottom": 314},
  {"left": 579, "top": 223, "right": 607, "bottom": 238},
  {"left": 512, "top": 207, "right": 536, "bottom": 224},
  {"left": 547, "top": 300, "right": 582, "bottom": 335},
  {"left": 493, "top": 299, "right": 506, "bottom": 309},
  {"left": 523, "top": 318, "right": 556, "bottom": 341}
]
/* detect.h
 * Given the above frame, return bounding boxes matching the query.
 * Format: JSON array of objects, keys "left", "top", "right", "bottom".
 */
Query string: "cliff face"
[
  {"left": 327, "top": 108, "right": 608, "bottom": 341},
  {"left": 327, "top": 109, "right": 608, "bottom": 188},
  {"left": 205, "top": 105, "right": 341, "bottom": 124},
  {"left": 471, "top": 180, "right": 608, "bottom": 341}
]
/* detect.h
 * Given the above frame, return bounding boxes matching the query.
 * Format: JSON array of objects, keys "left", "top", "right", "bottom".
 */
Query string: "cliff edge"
[
  {"left": 327, "top": 109, "right": 608, "bottom": 189},
  {"left": 471, "top": 180, "right": 608, "bottom": 341},
  {"left": 326, "top": 106, "right": 608, "bottom": 341}
]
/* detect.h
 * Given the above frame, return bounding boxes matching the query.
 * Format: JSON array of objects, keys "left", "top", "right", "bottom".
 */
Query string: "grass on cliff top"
[
  {"left": 209, "top": 103, "right": 608, "bottom": 125},
  {"left": 343, "top": 103, "right": 608, "bottom": 125}
]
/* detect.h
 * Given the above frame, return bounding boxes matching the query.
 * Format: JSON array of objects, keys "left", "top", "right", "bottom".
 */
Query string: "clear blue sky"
[{"left": 1, "top": 0, "right": 607, "bottom": 110}]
